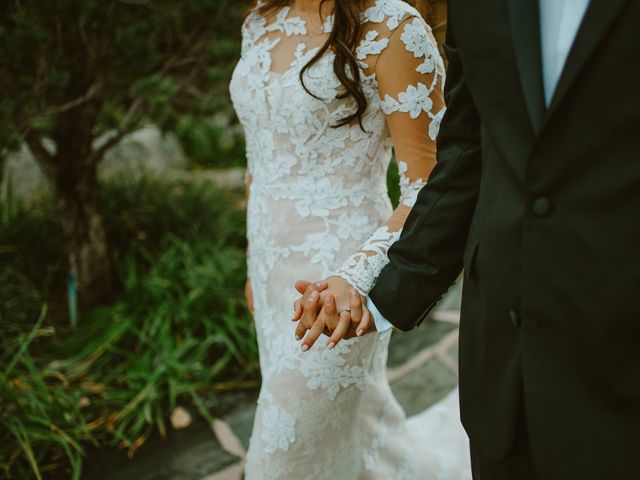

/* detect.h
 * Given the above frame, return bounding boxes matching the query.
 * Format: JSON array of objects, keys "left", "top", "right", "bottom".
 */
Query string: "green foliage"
[
  {"left": 387, "top": 159, "right": 401, "bottom": 209},
  {"left": 1, "top": 307, "right": 88, "bottom": 480},
  {"left": 0, "top": 196, "right": 67, "bottom": 311},
  {"left": 0, "top": 177, "right": 257, "bottom": 479},
  {"left": 175, "top": 115, "right": 246, "bottom": 169},
  {"left": 172, "top": 0, "right": 250, "bottom": 168},
  {"left": 1, "top": 176, "right": 246, "bottom": 312},
  {"left": 99, "top": 175, "right": 247, "bottom": 267},
  {"left": 0, "top": 0, "right": 252, "bottom": 158}
]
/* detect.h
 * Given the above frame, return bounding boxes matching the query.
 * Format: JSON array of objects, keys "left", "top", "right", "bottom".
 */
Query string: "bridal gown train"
[{"left": 229, "top": 1, "right": 471, "bottom": 478}]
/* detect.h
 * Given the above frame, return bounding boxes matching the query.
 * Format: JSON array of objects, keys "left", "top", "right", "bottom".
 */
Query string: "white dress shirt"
[
  {"left": 369, "top": 0, "right": 591, "bottom": 333},
  {"left": 539, "top": 0, "right": 591, "bottom": 106}
]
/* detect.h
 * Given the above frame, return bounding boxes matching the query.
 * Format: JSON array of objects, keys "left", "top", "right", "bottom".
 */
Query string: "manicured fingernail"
[
  {"left": 316, "top": 281, "right": 326, "bottom": 288},
  {"left": 301, "top": 344, "right": 309, "bottom": 352},
  {"left": 310, "top": 291, "right": 319, "bottom": 301},
  {"left": 357, "top": 330, "right": 364, "bottom": 336},
  {"left": 327, "top": 341, "right": 336, "bottom": 349},
  {"left": 295, "top": 334, "right": 301, "bottom": 340}
]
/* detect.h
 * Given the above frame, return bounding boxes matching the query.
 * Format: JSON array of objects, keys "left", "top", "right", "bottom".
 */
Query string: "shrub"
[{"left": 0, "top": 176, "right": 257, "bottom": 479}]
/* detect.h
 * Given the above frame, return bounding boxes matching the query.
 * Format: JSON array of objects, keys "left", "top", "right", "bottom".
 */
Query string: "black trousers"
[{"left": 470, "top": 410, "right": 538, "bottom": 480}]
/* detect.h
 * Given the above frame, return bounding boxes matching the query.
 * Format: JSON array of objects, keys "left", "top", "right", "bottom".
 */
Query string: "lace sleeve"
[{"left": 334, "top": 14, "right": 446, "bottom": 296}]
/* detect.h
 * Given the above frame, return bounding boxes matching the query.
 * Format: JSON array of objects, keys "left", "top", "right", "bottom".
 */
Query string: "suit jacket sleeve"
[{"left": 368, "top": 17, "right": 483, "bottom": 331}]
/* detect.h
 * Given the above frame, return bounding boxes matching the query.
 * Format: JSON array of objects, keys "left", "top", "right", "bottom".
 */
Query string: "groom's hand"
[{"left": 316, "top": 290, "right": 374, "bottom": 350}]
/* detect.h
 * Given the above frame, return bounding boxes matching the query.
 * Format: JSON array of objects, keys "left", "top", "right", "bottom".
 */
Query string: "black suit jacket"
[{"left": 369, "top": 0, "right": 640, "bottom": 477}]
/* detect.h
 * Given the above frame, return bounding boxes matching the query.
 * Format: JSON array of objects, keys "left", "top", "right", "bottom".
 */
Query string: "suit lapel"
[
  {"left": 508, "top": 0, "right": 546, "bottom": 134},
  {"left": 547, "top": 0, "right": 630, "bottom": 115}
]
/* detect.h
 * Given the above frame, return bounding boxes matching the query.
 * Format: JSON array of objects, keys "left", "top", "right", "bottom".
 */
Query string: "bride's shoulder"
[
  {"left": 241, "top": 3, "right": 269, "bottom": 43},
  {"left": 242, "top": 5, "right": 264, "bottom": 28},
  {"left": 360, "top": 0, "right": 425, "bottom": 31}
]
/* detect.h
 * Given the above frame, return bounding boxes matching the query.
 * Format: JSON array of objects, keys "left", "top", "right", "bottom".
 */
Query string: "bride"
[{"left": 229, "top": 0, "right": 470, "bottom": 477}]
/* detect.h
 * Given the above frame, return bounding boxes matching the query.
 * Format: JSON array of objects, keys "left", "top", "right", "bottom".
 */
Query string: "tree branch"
[
  {"left": 156, "top": 26, "right": 206, "bottom": 77},
  {"left": 117, "top": 0, "right": 152, "bottom": 5},
  {"left": 90, "top": 129, "right": 129, "bottom": 166},
  {"left": 40, "top": 83, "right": 101, "bottom": 119},
  {"left": 89, "top": 96, "right": 145, "bottom": 165},
  {"left": 25, "top": 132, "right": 56, "bottom": 182}
]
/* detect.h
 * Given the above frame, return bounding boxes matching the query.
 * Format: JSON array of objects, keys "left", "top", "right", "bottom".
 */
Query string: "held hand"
[
  {"left": 317, "top": 289, "right": 375, "bottom": 350},
  {"left": 292, "top": 280, "right": 328, "bottom": 322},
  {"left": 292, "top": 280, "right": 329, "bottom": 341},
  {"left": 293, "top": 276, "right": 375, "bottom": 351}
]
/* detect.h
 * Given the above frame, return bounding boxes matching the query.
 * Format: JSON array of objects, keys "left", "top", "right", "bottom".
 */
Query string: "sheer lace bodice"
[
  {"left": 232, "top": 0, "right": 445, "bottom": 296},
  {"left": 229, "top": 1, "right": 469, "bottom": 478}
]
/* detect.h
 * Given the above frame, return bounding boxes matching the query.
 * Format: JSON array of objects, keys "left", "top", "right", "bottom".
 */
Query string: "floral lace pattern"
[
  {"left": 333, "top": 9, "right": 445, "bottom": 296},
  {"left": 230, "top": 1, "right": 455, "bottom": 478}
]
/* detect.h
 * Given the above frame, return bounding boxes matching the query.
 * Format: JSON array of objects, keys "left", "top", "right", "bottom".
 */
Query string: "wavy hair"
[{"left": 254, "top": 0, "right": 431, "bottom": 129}]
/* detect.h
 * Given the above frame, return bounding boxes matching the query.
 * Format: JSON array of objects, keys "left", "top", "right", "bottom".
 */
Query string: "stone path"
[{"left": 85, "top": 282, "right": 463, "bottom": 480}]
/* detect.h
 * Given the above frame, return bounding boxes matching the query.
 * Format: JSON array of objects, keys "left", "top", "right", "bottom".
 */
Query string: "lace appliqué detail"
[
  {"left": 398, "top": 160, "right": 426, "bottom": 207},
  {"left": 402, "top": 18, "right": 443, "bottom": 76},
  {"left": 381, "top": 82, "right": 434, "bottom": 118},
  {"left": 260, "top": 394, "right": 297, "bottom": 454},
  {"left": 299, "top": 348, "right": 371, "bottom": 400},
  {"left": 357, "top": 30, "right": 390, "bottom": 61},
  {"left": 335, "top": 226, "right": 402, "bottom": 296},
  {"left": 268, "top": 7, "right": 307, "bottom": 36},
  {"left": 429, "top": 106, "right": 446, "bottom": 141},
  {"left": 323, "top": 14, "right": 335, "bottom": 33},
  {"left": 363, "top": 0, "right": 419, "bottom": 30}
]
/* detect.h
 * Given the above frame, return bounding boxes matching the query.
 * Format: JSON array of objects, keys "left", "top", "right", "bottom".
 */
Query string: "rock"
[
  {"left": 1, "top": 126, "right": 189, "bottom": 201},
  {"left": 170, "top": 407, "right": 192, "bottom": 430},
  {"left": 99, "top": 126, "right": 188, "bottom": 180}
]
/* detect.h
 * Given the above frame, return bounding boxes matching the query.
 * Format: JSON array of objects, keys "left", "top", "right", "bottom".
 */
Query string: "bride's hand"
[
  {"left": 317, "top": 290, "right": 375, "bottom": 350},
  {"left": 293, "top": 277, "right": 374, "bottom": 351},
  {"left": 245, "top": 278, "right": 255, "bottom": 316}
]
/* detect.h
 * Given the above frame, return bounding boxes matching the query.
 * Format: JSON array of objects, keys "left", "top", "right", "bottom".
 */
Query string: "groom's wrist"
[{"left": 366, "top": 297, "right": 394, "bottom": 333}]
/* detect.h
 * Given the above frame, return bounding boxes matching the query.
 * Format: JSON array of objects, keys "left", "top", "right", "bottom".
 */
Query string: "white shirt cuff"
[{"left": 366, "top": 297, "right": 394, "bottom": 333}]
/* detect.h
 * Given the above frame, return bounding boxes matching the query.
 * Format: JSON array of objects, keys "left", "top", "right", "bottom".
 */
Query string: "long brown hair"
[{"left": 255, "top": 0, "right": 431, "bottom": 129}]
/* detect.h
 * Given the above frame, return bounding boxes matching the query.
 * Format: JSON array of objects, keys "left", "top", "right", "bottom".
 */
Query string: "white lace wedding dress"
[{"left": 229, "top": 1, "right": 470, "bottom": 478}]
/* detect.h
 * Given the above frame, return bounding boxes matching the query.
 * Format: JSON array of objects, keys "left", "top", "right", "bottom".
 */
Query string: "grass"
[{"left": 0, "top": 175, "right": 257, "bottom": 479}]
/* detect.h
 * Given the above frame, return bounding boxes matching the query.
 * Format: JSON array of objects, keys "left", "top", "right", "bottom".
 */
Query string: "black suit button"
[
  {"left": 532, "top": 197, "right": 553, "bottom": 216},
  {"left": 510, "top": 310, "right": 521, "bottom": 327}
]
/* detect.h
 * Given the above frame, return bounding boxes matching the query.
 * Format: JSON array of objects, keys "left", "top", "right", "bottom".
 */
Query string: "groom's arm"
[{"left": 369, "top": 18, "right": 482, "bottom": 332}]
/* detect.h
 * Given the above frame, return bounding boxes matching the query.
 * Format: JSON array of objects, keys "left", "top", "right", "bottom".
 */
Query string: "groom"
[{"left": 293, "top": 0, "right": 640, "bottom": 478}]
